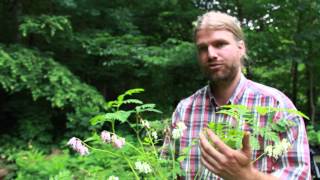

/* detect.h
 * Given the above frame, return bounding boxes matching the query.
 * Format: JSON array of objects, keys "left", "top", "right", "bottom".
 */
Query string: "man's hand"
[{"left": 199, "top": 129, "right": 255, "bottom": 180}]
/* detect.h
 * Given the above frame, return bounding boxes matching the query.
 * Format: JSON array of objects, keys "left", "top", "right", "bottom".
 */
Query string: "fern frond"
[
  {"left": 124, "top": 88, "right": 144, "bottom": 96},
  {"left": 123, "top": 99, "right": 143, "bottom": 105}
]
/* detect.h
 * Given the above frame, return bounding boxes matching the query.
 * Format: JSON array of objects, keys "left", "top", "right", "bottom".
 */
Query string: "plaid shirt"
[{"left": 164, "top": 74, "right": 311, "bottom": 180}]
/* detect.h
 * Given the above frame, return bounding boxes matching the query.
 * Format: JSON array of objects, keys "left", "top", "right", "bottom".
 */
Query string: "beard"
[{"left": 202, "top": 62, "right": 240, "bottom": 83}]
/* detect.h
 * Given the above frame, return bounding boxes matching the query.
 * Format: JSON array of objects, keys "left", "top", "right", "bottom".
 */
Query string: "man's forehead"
[{"left": 196, "top": 29, "right": 235, "bottom": 44}]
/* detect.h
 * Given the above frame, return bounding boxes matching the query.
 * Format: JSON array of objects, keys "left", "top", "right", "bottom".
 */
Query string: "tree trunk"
[
  {"left": 290, "top": 60, "right": 298, "bottom": 105},
  {"left": 305, "top": 41, "right": 316, "bottom": 125}
]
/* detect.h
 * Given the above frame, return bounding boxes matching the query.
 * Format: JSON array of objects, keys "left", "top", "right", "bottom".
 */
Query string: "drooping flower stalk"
[{"left": 67, "top": 137, "right": 89, "bottom": 155}]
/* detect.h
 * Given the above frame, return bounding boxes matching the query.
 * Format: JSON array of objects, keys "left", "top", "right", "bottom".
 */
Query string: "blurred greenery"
[{"left": 0, "top": 0, "right": 319, "bottom": 179}]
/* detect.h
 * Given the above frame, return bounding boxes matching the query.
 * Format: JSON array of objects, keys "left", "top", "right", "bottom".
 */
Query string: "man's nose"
[{"left": 208, "top": 45, "right": 217, "bottom": 60}]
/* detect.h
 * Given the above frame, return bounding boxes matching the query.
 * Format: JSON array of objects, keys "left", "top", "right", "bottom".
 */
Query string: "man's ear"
[{"left": 238, "top": 40, "right": 246, "bottom": 57}]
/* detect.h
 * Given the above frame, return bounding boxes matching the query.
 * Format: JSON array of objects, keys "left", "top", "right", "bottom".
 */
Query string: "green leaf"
[
  {"left": 122, "top": 98, "right": 143, "bottom": 105},
  {"left": 107, "top": 110, "right": 133, "bottom": 123},
  {"left": 90, "top": 114, "right": 107, "bottom": 125},
  {"left": 105, "top": 100, "right": 119, "bottom": 109},
  {"left": 256, "top": 106, "right": 268, "bottom": 115},
  {"left": 135, "top": 103, "right": 162, "bottom": 113},
  {"left": 83, "top": 133, "right": 100, "bottom": 143},
  {"left": 287, "top": 109, "right": 309, "bottom": 120},
  {"left": 264, "top": 131, "right": 280, "bottom": 143},
  {"left": 250, "top": 136, "right": 260, "bottom": 150},
  {"left": 124, "top": 88, "right": 144, "bottom": 96}
]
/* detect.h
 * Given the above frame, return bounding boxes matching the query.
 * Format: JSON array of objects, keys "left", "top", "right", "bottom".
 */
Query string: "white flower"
[
  {"left": 151, "top": 131, "right": 158, "bottom": 140},
  {"left": 135, "top": 161, "right": 152, "bottom": 174},
  {"left": 172, "top": 128, "right": 183, "bottom": 139},
  {"left": 264, "top": 138, "right": 291, "bottom": 159},
  {"left": 107, "top": 175, "right": 119, "bottom": 180},
  {"left": 141, "top": 120, "right": 150, "bottom": 129},
  {"left": 264, "top": 145, "right": 273, "bottom": 157},
  {"left": 172, "top": 121, "right": 187, "bottom": 139},
  {"left": 280, "top": 138, "right": 291, "bottom": 151},
  {"left": 176, "top": 122, "right": 187, "bottom": 131}
]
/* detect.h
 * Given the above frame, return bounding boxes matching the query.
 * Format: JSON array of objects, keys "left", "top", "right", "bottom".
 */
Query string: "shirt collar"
[{"left": 206, "top": 73, "right": 248, "bottom": 107}]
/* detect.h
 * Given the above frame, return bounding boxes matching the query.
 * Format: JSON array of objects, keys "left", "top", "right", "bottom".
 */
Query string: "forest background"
[{"left": 0, "top": 0, "right": 320, "bottom": 179}]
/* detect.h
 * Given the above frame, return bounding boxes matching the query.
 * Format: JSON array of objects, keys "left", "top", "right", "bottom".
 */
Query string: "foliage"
[
  {"left": 8, "top": 97, "right": 54, "bottom": 148},
  {"left": 0, "top": 0, "right": 320, "bottom": 178},
  {"left": 208, "top": 105, "right": 308, "bottom": 150},
  {"left": 72, "top": 30, "right": 203, "bottom": 111},
  {"left": 307, "top": 125, "right": 320, "bottom": 147},
  {"left": 19, "top": 15, "right": 72, "bottom": 41},
  {"left": 68, "top": 89, "right": 184, "bottom": 179},
  {"left": 0, "top": 45, "right": 105, "bottom": 135}
]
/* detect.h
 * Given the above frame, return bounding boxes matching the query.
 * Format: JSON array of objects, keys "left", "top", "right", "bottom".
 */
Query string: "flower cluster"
[
  {"left": 101, "top": 130, "right": 126, "bottom": 148},
  {"left": 101, "top": 130, "right": 111, "bottom": 143},
  {"left": 107, "top": 175, "right": 119, "bottom": 180},
  {"left": 135, "top": 161, "right": 153, "bottom": 174},
  {"left": 141, "top": 120, "right": 150, "bottom": 129},
  {"left": 151, "top": 131, "right": 158, "bottom": 140},
  {"left": 172, "top": 121, "right": 187, "bottom": 139},
  {"left": 264, "top": 138, "right": 291, "bottom": 159},
  {"left": 67, "top": 137, "right": 89, "bottom": 155}
]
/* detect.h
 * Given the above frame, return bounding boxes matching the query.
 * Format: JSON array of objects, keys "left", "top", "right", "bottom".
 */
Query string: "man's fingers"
[
  {"left": 200, "top": 132, "right": 228, "bottom": 164},
  {"left": 201, "top": 156, "right": 218, "bottom": 175},
  {"left": 206, "top": 129, "right": 233, "bottom": 155},
  {"left": 200, "top": 146, "right": 221, "bottom": 170},
  {"left": 233, "top": 131, "right": 252, "bottom": 166}
]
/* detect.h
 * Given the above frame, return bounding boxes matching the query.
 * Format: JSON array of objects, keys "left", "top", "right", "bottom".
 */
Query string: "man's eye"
[
  {"left": 215, "top": 42, "right": 227, "bottom": 48},
  {"left": 197, "top": 46, "right": 207, "bottom": 52}
]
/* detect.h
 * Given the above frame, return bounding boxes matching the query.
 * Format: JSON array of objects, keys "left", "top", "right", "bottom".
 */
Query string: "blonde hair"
[
  {"left": 194, "top": 11, "right": 244, "bottom": 41},
  {"left": 194, "top": 11, "right": 247, "bottom": 61}
]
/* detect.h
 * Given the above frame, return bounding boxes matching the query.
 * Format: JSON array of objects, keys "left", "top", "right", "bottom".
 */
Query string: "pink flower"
[
  {"left": 67, "top": 137, "right": 78, "bottom": 149},
  {"left": 101, "top": 130, "right": 111, "bottom": 143},
  {"left": 67, "top": 137, "right": 89, "bottom": 155},
  {"left": 112, "top": 135, "right": 125, "bottom": 148}
]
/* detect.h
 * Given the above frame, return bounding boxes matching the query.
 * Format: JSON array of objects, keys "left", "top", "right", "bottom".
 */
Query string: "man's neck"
[{"left": 210, "top": 72, "right": 241, "bottom": 106}]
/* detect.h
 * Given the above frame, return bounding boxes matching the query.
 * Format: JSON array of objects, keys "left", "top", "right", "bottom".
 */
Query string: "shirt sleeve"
[{"left": 271, "top": 114, "right": 311, "bottom": 180}]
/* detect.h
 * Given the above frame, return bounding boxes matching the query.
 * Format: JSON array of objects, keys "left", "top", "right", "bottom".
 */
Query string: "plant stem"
[
  {"left": 194, "top": 165, "right": 204, "bottom": 179},
  {"left": 171, "top": 140, "right": 176, "bottom": 178},
  {"left": 111, "top": 120, "right": 116, "bottom": 134},
  {"left": 126, "top": 141, "right": 144, "bottom": 155},
  {"left": 251, "top": 152, "right": 266, "bottom": 164},
  {"left": 123, "top": 155, "right": 140, "bottom": 180},
  {"left": 146, "top": 130, "right": 158, "bottom": 158},
  {"left": 83, "top": 143, "right": 121, "bottom": 157}
]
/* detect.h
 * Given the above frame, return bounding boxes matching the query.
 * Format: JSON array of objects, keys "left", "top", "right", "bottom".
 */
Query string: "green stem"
[
  {"left": 126, "top": 141, "right": 145, "bottom": 155},
  {"left": 132, "top": 114, "right": 146, "bottom": 154},
  {"left": 124, "top": 155, "right": 140, "bottom": 180},
  {"left": 171, "top": 140, "right": 176, "bottom": 178},
  {"left": 251, "top": 152, "right": 266, "bottom": 164},
  {"left": 194, "top": 165, "right": 204, "bottom": 179},
  {"left": 83, "top": 138, "right": 141, "bottom": 179},
  {"left": 111, "top": 120, "right": 116, "bottom": 134},
  {"left": 146, "top": 130, "right": 158, "bottom": 158},
  {"left": 136, "top": 135, "right": 146, "bottom": 153},
  {"left": 83, "top": 142, "right": 121, "bottom": 158}
]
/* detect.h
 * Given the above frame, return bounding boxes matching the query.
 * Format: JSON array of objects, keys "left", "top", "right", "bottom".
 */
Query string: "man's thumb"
[{"left": 242, "top": 131, "right": 251, "bottom": 155}]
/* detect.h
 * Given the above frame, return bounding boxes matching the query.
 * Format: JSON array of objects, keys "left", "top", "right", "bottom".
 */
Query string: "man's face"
[{"left": 195, "top": 29, "right": 245, "bottom": 83}]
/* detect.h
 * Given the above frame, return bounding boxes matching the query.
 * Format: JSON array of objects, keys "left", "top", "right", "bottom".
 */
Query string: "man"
[{"left": 164, "top": 11, "right": 310, "bottom": 179}]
